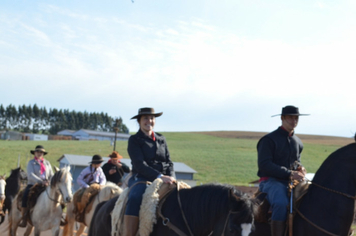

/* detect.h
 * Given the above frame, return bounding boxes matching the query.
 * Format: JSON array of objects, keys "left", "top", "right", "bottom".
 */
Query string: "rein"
[
  {"left": 311, "top": 182, "right": 356, "bottom": 200},
  {"left": 294, "top": 182, "right": 356, "bottom": 236},
  {"left": 45, "top": 186, "right": 65, "bottom": 205}
]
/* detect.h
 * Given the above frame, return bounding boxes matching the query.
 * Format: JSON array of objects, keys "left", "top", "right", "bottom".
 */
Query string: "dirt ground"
[{"left": 0, "top": 214, "right": 87, "bottom": 236}]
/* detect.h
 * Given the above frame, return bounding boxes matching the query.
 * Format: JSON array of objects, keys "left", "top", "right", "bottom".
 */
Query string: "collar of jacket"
[
  {"left": 137, "top": 129, "right": 158, "bottom": 141},
  {"left": 278, "top": 126, "right": 294, "bottom": 137}
]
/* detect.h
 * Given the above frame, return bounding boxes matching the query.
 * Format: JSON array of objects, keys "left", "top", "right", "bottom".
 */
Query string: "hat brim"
[
  {"left": 109, "top": 155, "right": 122, "bottom": 159},
  {"left": 130, "top": 112, "right": 163, "bottom": 120},
  {"left": 89, "top": 161, "right": 103, "bottom": 164},
  {"left": 30, "top": 150, "right": 48, "bottom": 155},
  {"left": 271, "top": 113, "right": 310, "bottom": 117}
]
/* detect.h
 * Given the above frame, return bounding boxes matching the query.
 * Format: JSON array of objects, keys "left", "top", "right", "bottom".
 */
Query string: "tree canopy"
[{"left": 0, "top": 104, "right": 129, "bottom": 134}]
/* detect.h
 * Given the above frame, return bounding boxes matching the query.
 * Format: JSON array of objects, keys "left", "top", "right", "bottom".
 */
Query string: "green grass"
[{"left": 0, "top": 132, "right": 347, "bottom": 185}]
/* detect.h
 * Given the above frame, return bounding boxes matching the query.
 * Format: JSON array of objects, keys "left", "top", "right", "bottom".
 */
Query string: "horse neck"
[
  {"left": 46, "top": 184, "right": 62, "bottom": 204},
  {"left": 6, "top": 177, "right": 20, "bottom": 193},
  {"left": 0, "top": 180, "right": 5, "bottom": 196}
]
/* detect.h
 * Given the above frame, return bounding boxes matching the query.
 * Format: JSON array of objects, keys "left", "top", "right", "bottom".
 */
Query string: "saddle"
[
  {"left": 112, "top": 179, "right": 191, "bottom": 236},
  {"left": 72, "top": 183, "right": 101, "bottom": 224},
  {"left": 253, "top": 179, "right": 310, "bottom": 224},
  {"left": 16, "top": 184, "right": 47, "bottom": 225}
]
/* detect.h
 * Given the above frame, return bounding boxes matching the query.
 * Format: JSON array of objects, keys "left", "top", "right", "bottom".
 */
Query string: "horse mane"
[
  {"left": 8, "top": 167, "right": 21, "bottom": 179},
  {"left": 177, "top": 183, "right": 248, "bottom": 230},
  {"left": 50, "top": 167, "right": 70, "bottom": 188}
]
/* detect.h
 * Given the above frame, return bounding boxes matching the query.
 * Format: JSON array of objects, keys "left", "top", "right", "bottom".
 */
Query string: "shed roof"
[
  {"left": 58, "top": 129, "right": 76, "bottom": 134},
  {"left": 58, "top": 154, "right": 197, "bottom": 174},
  {"left": 72, "top": 129, "right": 130, "bottom": 138}
]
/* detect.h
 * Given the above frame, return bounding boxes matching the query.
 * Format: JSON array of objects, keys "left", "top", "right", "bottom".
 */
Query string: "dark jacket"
[
  {"left": 102, "top": 161, "right": 130, "bottom": 184},
  {"left": 128, "top": 129, "right": 174, "bottom": 182},
  {"left": 257, "top": 126, "right": 303, "bottom": 180}
]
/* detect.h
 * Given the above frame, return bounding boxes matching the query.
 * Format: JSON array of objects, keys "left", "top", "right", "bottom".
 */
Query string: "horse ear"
[
  {"left": 53, "top": 166, "right": 60, "bottom": 173},
  {"left": 230, "top": 189, "right": 241, "bottom": 201}
]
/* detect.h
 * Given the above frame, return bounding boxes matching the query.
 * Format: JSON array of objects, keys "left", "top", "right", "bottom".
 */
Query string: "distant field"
[{"left": 0, "top": 131, "right": 354, "bottom": 185}]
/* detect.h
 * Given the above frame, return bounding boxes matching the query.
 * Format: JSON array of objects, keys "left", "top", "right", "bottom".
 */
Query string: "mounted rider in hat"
[
  {"left": 19, "top": 145, "right": 54, "bottom": 227},
  {"left": 75, "top": 155, "right": 107, "bottom": 218},
  {"left": 257, "top": 105, "right": 309, "bottom": 236},
  {"left": 123, "top": 107, "right": 176, "bottom": 236},
  {"left": 102, "top": 151, "right": 130, "bottom": 187}
]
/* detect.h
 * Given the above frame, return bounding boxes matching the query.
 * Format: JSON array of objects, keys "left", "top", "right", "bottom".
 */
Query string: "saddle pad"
[{"left": 111, "top": 179, "right": 191, "bottom": 236}]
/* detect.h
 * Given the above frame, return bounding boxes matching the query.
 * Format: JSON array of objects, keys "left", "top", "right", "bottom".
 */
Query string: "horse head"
[
  {"left": 0, "top": 175, "right": 6, "bottom": 201},
  {"left": 224, "top": 188, "right": 258, "bottom": 236},
  {"left": 50, "top": 166, "right": 73, "bottom": 203}
]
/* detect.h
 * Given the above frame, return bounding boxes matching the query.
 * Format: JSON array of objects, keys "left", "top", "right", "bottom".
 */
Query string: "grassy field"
[{"left": 0, "top": 131, "right": 354, "bottom": 185}]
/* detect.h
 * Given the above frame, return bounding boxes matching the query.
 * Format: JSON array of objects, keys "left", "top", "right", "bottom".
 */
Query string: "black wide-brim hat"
[
  {"left": 30, "top": 145, "right": 48, "bottom": 155},
  {"left": 130, "top": 107, "right": 163, "bottom": 120},
  {"left": 89, "top": 154, "right": 104, "bottom": 164},
  {"left": 271, "top": 105, "right": 310, "bottom": 117}
]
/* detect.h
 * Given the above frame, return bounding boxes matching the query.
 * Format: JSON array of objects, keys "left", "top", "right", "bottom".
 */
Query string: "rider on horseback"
[
  {"left": 19, "top": 145, "right": 53, "bottom": 228},
  {"left": 75, "top": 154, "right": 106, "bottom": 219},
  {"left": 257, "top": 106, "right": 308, "bottom": 236},
  {"left": 124, "top": 107, "right": 176, "bottom": 236}
]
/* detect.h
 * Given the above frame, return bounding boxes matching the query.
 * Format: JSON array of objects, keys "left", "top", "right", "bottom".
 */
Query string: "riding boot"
[
  {"left": 18, "top": 207, "right": 28, "bottom": 228},
  {"left": 123, "top": 215, "right": 139, "bottom": 236},
  {"left": 271, "top": 220, "right": 286, "bottom": 236}
]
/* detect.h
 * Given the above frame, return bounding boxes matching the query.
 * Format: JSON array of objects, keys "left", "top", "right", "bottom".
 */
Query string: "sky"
[{"left": 1, "top": 0, "right": 355, "bottom": 138}]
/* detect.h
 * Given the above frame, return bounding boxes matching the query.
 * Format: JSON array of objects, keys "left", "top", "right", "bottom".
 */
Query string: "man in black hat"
[{"left": 257, "top": 105, "right": 309, "bottom": 236}]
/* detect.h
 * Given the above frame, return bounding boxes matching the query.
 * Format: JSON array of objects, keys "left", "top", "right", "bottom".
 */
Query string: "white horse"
[
  {"left": 8, "top": 166, "right": 73, "bottom": 236},
  {"left": 63, "top": 181, "right": 123, "bottom": 236},
  {"left": 0, "top": 174, "right": 6, "bottom": 223}
]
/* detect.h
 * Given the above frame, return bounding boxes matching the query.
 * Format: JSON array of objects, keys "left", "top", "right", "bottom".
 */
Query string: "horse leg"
[
  {"left": 9, "top": 207, "right": 22, "bottom": 236},
  {"left": 76, "top": 223, "right": 86, "bottom": 236},
  {"left": 63, "top": 202, "right": 75, "bottom": 236},
  {"left": 34, "top": 227, "right": 41, "bottom": 236},
  {"left": 51, "top": 226, "right": 60, "bottom": 236},
  {"left": 24, "top": 225, "right": 34, "bottom": 236}
]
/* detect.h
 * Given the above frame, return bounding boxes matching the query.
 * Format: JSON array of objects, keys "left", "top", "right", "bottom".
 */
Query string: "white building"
[
  {"left": 58, "top": 129, "right": 130, "bottom": 142},
  {"left": 24, "top": 133, "right": 48, "bottom": 141},
  {"left": 58, "top": 154, "right": 197, "bottom": 191}
]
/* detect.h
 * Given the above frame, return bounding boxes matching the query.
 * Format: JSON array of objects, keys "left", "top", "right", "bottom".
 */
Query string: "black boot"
[
  {"left": 271, "top": 220, "right": 286, "bottom": 236},
  {"left": 18, "top": 207, "right": 28, "bottom": 228}
]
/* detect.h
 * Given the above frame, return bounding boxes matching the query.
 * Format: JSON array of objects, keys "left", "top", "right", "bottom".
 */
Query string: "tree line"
[{"left": 0, "top": 104, "right": 129, "bottom": 135}]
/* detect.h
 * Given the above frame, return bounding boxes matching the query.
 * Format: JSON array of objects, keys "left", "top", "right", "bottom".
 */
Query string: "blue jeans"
[
  {"left": 124, "top": 175, "right": 149, "bottom": 216},
  {"left": 259, "top": 178, "right": 289, "bottom": 221},
  {"left": 22, "top": 184, "right": 33, "bottom": 208}
]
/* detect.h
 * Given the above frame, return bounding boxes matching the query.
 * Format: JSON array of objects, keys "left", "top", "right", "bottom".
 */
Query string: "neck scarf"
[
  {"left": 35, "top": 156, "right": 46, "bottom": 175},
  {"left": 151, "top": 131, "right": 156, "bottom": 141}
]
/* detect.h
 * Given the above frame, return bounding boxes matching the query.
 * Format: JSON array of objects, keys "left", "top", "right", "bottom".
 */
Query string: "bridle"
[
  {"left": 158, "top": 183, "right": 242, "bottom": 236},
  {"left": 294, "top": 182, "right": 356, "bottom": 236},
  {"left": 45, "top": 172, "right": 71, "bottom": 205}
]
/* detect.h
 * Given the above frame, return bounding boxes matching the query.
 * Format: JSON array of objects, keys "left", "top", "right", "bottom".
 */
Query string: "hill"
[
  {"left": 193, "top": 131, "right": 354, "bottom": 145},
  {"left": 0, "top": 131, "right": 354, "bottom": 185}
]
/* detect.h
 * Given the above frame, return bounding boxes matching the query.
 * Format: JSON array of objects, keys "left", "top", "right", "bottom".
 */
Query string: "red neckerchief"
[
  {"left": 151, "top": 131, "right": 156, "bottom": 141},
  {"left": 34, "top": 156, "right": 45, "bottom": 174}
]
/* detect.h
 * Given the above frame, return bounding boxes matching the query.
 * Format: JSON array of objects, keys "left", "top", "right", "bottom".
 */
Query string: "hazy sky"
[{"left": 1, "top": 0, "right": 355, "bottom": 138}]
